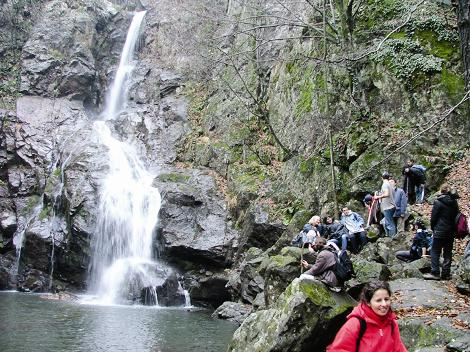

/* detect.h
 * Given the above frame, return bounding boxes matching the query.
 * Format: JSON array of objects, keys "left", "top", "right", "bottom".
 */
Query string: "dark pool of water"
[{"left": 0, "top": 291, "right": 237, "bottom": 352}]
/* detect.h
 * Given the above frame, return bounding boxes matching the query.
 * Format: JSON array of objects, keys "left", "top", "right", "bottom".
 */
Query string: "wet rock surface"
[{"left": 211, "top": 301, "right": 253, "bottom": 325}]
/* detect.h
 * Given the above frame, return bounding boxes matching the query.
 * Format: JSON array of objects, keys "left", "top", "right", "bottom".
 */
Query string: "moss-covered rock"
[{"left": 227, "top": 277, "right": 356, "bottom": 352}]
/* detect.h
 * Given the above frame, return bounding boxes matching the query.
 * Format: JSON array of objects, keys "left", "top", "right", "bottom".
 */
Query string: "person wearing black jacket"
[
  {"left": 402, "top": 159, "right": 426, "bottom": 205},
  {"left": 423, "top": 184, "right": 459, "bottom": 280}
]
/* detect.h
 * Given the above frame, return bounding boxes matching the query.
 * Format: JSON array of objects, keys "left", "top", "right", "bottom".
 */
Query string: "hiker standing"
[
  {"left": 300, "top": 237, "right": 341, "bottom": 292},
  {"left": 402, "top": 159, "right": 426, "bottom": 205},
  {"left": 363, "top": 193, "right": 385, "bottom": 236},
  {"left": 389, "top": 177, "right": 408, "bottom": 235},
  {"left": 341, "top": 206, "right": 367, "bottom": 253},
  {"left": 374, "top": 172, "right": 397, "bottom": 238},
  {"left": 423, "top": 184, "right": 459, "bottom": 280},
  {"left": 327, "top": 280, "right": 407, "bottom": 352}
]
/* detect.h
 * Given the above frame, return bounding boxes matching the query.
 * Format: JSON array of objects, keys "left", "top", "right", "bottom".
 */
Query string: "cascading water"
[{"left": 88, "top": 11, "right": 166, "bottom": 305}]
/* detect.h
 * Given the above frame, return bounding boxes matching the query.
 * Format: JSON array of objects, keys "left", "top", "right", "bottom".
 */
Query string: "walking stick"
[
  {"left": 300, "top": 244, "right": 304, "bottom": 274},
  {"left": 367, "top": 198, "right": 377, "bottom": 227}
]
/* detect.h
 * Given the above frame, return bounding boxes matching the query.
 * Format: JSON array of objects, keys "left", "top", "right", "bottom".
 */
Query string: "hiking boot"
[
  {"left": 423, "top": 273, "right": 440, "bottom": 280},
  {"left": 441, "top": 274, "right": 452, "bottom": 281}
]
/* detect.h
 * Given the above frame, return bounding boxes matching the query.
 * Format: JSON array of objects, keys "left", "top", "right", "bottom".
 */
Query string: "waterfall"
[
  {"left": 12, "top": 201, "right": 43, "bottom": 274},
  {"left": 48, "top": 158, "right": 69, "bottom": 290},
  {"left": 102, "top": 11, "right": 147, "bottom": 120},
  {"left": 88, "top": 11, "right": 164, "bottom": 304}
]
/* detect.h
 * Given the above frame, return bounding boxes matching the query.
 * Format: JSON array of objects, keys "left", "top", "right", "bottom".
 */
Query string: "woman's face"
[{"left": 367, "top": 289, "right": 391, "bottom": 317}]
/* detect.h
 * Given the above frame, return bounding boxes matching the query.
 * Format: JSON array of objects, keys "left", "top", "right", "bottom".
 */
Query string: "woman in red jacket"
[{"left": 327, "top": 280, "right": 407, "bottom": 352}]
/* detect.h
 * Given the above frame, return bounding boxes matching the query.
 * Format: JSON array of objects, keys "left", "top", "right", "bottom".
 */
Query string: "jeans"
[
  {"left": 415, "top": 184, "right": 424, "bottom": 204},
  {"left": 383, "top": 208, "right": 397, "bottom": 237},
  {"left": 430, "top": 237, "right": 453, "bottom": 277},
  {"left": 329, "top": 234, "right": 349, "bottom": 251},
  {"left": 395, "top": 216, "right": 406, "bottom": 233},
  {"left": 396, "top": 250, "right": 418, "bottom": 263}
]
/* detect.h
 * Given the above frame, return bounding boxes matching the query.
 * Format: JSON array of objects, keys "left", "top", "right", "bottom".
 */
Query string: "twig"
[{"left": 348, "top": 90, "right": 470, "bottom": 185}]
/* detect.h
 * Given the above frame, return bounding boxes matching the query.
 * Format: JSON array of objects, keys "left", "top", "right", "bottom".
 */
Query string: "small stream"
[{"left": 0, "top": 292, "right": 237, "bottom": 352}]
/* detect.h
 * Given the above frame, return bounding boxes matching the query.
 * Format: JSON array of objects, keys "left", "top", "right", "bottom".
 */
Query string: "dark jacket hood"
[{"left": 437, "top": 193, "right": 458, "bottom": 207}]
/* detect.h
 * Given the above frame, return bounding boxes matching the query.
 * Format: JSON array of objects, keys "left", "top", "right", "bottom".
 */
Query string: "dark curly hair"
[{"left": 360, "top": 280, "right": 392, "bottom": 303}]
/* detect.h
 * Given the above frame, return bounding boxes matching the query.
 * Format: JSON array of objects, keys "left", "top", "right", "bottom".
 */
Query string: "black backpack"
[
  {"left": 410, "top": 166, "right": 426, "bottom": 184},
  {"left": 327, "top": 243, "right": 355, "bottom": 283}
]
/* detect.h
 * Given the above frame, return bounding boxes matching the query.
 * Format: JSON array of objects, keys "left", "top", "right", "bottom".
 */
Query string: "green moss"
[
  {"left": 294, "top": 79, "right": 313, "bottom": 118},
  {"left": 415, "top": 30, "right": 458, "bottom": 60},
  {"left": 440, "top": 67, "right": 465, "bottom": 100},
  {"left": 38, "top": 206, "right": 51, "bottom": 220},
  {"left": 269, "top": 254, "right": 297, "bottom": 268},
  {"left": 390, "top": 31, "right": 406, "bottom": 40},
  {"left": 298, "top": 281, "right": 336, "bottom": 306},
  {"left": 229, "top": 162, "right": 268, "bottom": 194},
  {"left": 53, "top": 168, "right": 61, "bottom": 177},
  {"left": 44, "top": 175, "right": 58, "bottom": 194},
  {"left": 49, "top": 48, "right": 65, "bottom": 60},
  {"left": 22, "top": 195, "right": 41, "bottom": 215},
  {"left": 299, "top": 156, "right": 324, "bottom": 177},
  {"left": 359, "top": 0, "right": 402, "bottom": 30},
  {"left": 157, "top": 173, "right": 190, "bottom": 183}
]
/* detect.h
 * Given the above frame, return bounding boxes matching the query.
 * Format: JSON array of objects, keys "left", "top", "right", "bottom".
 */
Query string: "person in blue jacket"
[{"left": 341, "top": 206, "right": 367, "bottom": 253}]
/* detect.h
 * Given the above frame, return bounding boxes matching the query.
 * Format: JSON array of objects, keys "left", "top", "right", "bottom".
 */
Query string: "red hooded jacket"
[{"left": 327, "top": 302, "right": 407, "bottom": 352}]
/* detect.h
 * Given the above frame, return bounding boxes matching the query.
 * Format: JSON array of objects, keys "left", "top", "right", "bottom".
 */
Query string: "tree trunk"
[{"left": 454, "top": 0, "right": 470, "bottom": 89}]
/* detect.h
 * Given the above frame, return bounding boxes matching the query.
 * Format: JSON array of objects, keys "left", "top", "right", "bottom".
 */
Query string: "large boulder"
[
  {"left": 391, "top": 279, "right": 469, "bottom": 351},
  {"left": 262, "top": 246, "right": 316, "bottom": 306},
  {"left": 212, "top": 301, "right": 253, "bottom": 325},
  {"left": 236, "top": 204, "right": 287, "bottom": 254},
  {"left": 457, "top": 246, "right": 470, "bottom": 295},
  {"left": 227, "top": 276, "right": 356, "bottom": 352},
  {"left": 226, "top": 247, "right": 267, "bottom": 304},
  {"left": 156, "top": 169, "right": 238, "bottom": 267},
  {"left": 184, "top": 269, "right": 232, "bottom": 308}
]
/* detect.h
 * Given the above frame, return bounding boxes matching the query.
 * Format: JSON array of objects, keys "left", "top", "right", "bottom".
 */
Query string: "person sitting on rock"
[
  {"left": 292, "top": 216, "right": 322, "bottom": 250},
  {"left": 341, "top": 206, "right": 368, "bottom": 253},
  {"left": 395, "top": 219, "right": 432, "bottom": 263},
  {"left": 323, "top": 215, "right": 350, "bottom": 252},
  {"left": 327, "top": 280, "right": 408, "bottom": 351},
  {"left": 300, "top": 237, "right": 341, "bottom": 292}
]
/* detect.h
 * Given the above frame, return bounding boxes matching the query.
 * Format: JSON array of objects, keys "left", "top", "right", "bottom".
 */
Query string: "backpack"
[
  {"left": 411, "top": 165, "right": 426, "bottom": 184},
  {"left": 327, "top": 243, "right": 355, "bottom": 283},
  {"left": 291, "top": 229, "right": 317, "bottom": 247},
  {"left": 455, "top": 213, "right": 469, "bottom": 239},
  {"left": 291, "top": 231, "right": 308, "bottom": 247}
]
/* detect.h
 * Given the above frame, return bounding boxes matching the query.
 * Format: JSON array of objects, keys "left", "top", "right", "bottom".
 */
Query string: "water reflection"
[{"left": 0, "top": 292, "right": 236, "bottom": 352}]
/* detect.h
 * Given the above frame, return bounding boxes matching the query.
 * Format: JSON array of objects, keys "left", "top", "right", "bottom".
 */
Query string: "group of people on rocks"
[
  {"left": 294, "top": 207, "right": 368, "bottom": 255},
  {"left": 292, "top": 158, "right": 466, "bottom": 351}
]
